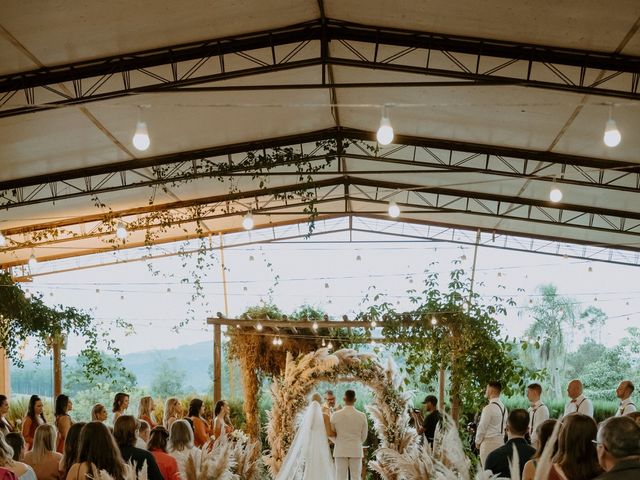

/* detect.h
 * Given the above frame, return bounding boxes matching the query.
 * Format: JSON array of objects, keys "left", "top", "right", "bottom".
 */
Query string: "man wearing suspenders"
[
  {"left": 526, "top": 383, "right": 549, "bottom": 445},
  {"left": 615, "top": 380, "right": 636, "bottom": 416},
  {"left": 563, "top": 379, "right": 594, "bottom": 417},
  {"left": 475, "top": 381, "right": 508, "bottom": 467}
]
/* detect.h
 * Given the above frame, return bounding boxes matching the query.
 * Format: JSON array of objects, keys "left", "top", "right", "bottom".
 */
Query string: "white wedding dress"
[{"left": 275, "top": 400, "right": 336, "bottom": 480}]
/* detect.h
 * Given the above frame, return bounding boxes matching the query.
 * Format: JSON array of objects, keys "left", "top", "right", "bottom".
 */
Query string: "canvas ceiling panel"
[
  {"left": 1, "top": 0, "right": 318, "bottom": 73},
  {"left": 326, "top": 0, "right": 640, "bottom": 52},
  {"left": 0, "top": 107, "right": 126, "bottom": 182},
  {"left": 333, "top": 67, "right": 581, "bottom": 151},
  {"left": 0, "top": 34, "right": 38, "bottom": 75},
  {"left": 551, "top": 103, "right": 640, "bottom": 163}
]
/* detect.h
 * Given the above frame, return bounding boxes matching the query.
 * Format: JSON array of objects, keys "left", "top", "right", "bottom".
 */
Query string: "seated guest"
[
  {"left": 0, "top": 435, "right": 36, "bottom": 480},
  {"left": 138, "top": 397, "right": 157, "bottom": 429},
  {"left": 136, "top": 420, "right": 150, "bottom": 449},
  {"left": 212, "top": 401, "right": 233, "bottom": 440},
  {"left": 4, "top": 434, "right": 25, "bottom": 462},
  {"left": 58, "top": 423, "right": 85, "bottom": 479},
  {"left": 54, "top": 395, "right": 73, "bottom": 454},
  {"left": 90, "top": 404, "right": 107, "bottom": 423},
  {"left": 23, "top": 424, "right": 62, "bottom": 480},
  {"left": 564, "top": 379, "right": 593, "bottom": 417},
  {"left": 0, "top": 396, "right": 15, "bottom": 436},
  {"left": 413, "top": 395, "right": 442, "bottom": 446},
  {"left": 549, "top": 414, "right": 602, "bottom": 480},
  {"left": 22, "top": 396, "right": 46, "bottom": 451},
  {"left": 163, "top": 399, "right": 182, "bottom": 431},
  {"left": 168, "top": 420, "right": 201, "bottom": 475},
  {"left": 594, "top": 416, "right": 640, "bottom": 479},
  {"left": 615, "top": 381, "right": 636, "bottom": 416},
  {"left": 485, "top": 409, "right": 536, "bottom": 478},
  {"left": 187, "top": 399, "right": 210, "bottom": 447},
  {"left": 66, "top": 422, "right": 129, "bottom": 480},
  {"left": 147, "top": 427, "right": 180, "bottom": 480},
  {"left": 522, "top": 419, "right": 558, "bottom": 480},
  {"left": 628, "top": 411, "right": 640, "bottom": 426},
  {"left": 113, "top": 416, "right": 162, "bottom": 480}
]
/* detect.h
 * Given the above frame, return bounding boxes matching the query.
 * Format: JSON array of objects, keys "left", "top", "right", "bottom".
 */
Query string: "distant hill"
[{"left": 11, "top": 341, "right": 215, "bottom": 395}]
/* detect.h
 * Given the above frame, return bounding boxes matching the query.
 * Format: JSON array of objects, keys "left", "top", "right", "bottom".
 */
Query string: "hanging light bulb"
[
  {"left": 549, "top": 180, "right": 563, "bottom": 203},
  {"left": 461, "top": 254, "right": 467, "bottom": 261},
  {"left": 256, "top": 321, "right": 263, "bottom": 331},
  {"left": 116, "top": 221, "right": 128, "bottom": 240},
  {"left": 321, "top": 338, "right": 326, "bottom": 347},
  {"left": 249, "top": 255, "right": 255, "bottom": 262},
  {"left": 242, "top": 212, "right": 254, "bottom": 230},
  {"left": 312, "top": 321, "right": 319, "bottom": 331},
  {"left": 327, "top": 341, "right": 333, "bottom": 350},
  {"left": 132, "top": 116, "right": 151, "bottom": 151},
  {"left": 430, "top": 316, "right": 438, "bottom": 326},
  {"left": 387, "top": 200, "right": 400, "bottom": 218},
  {"left": 371, "top": 320, "right": 378, "bottom": 328},
  {"left": 0, "top": 232, "right": 6, "bottom": 247},
  {"left": 28, "top": 252, "right": 38, "bottom": 269},
  {"left": 356, "top": 255, "right": 362, "bottom": 261},
  {"left": 588, "top": 265, "right": 593, "bottom": 273},
  {"left": 603, "top": 118, "right": 621, "bottom": 148},
  {"left": 272, "top": 337, "right": 278, "bottom": 346},
  {"left": 376, "top": 105, "right": 394, "bottom": 145}
]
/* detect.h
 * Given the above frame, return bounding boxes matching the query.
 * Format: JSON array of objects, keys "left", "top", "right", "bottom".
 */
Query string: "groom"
[{"left": 327, "top": 389, "right": 368, "bottom": 480}]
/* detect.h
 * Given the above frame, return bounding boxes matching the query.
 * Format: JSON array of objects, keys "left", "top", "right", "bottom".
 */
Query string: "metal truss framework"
[
  {"left": 2, "top": 128, "right": 640, "bottom": 210},
  {"left": 2, "top": 18, "right": 640, "bottom": 117}
]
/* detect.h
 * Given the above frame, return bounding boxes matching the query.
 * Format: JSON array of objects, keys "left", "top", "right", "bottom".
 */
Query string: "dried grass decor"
[{"left": 264, "top": 348, "right": 416, "bottom": 480}]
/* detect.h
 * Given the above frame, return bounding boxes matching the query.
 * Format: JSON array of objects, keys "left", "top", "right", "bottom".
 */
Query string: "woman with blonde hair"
[
  {"left": 163, "top": 398, "right": 182, "bottom": 430},
  {"left": 168, "top": 419, "right": 201, "bottom": 475},
  {"left": 24, "top": 424, "right": 62, "bottom": 480},
  {"left": 91, "top": 404, "right": 107, "bottom": 423},
  {"left": 0, "top": 434, "right": 36, "bottom": 480},
  {"left": 137, "top": 396, "right": 157, "bottom": 429}
]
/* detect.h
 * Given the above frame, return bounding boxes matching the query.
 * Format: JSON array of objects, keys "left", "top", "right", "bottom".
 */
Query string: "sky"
[{"left": 16, "top": 223, "right": 640, "bottom": 360}]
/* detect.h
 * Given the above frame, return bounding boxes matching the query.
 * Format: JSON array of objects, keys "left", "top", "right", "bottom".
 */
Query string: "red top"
[
  {"left": 150, "top": 449, "right": 180, "bottom": 480},
  {"left": 141, "top": 414, "right": 157, "bottom": 429},
  {"left": 190, "top": 417, "right": 210, "bottom": 447}
]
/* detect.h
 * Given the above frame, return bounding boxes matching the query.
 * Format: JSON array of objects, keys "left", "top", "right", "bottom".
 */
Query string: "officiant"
[{"left": 412, "top": 395, "right": 442, "bottom": 446}]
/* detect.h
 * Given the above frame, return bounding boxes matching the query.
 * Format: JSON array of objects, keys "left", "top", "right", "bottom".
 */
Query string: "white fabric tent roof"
[{"left": 1, "top": 0, "right": 640, "bottom": 268}]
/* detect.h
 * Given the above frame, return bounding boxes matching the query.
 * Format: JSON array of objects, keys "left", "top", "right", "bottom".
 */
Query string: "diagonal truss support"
[{"left": 2, "top": 19, "right": 640, "bottom": 117}]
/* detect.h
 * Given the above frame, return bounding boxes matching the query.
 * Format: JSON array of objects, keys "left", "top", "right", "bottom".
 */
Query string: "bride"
[{"left": 275, "top": 393, "right": 336, "bottom": 480}]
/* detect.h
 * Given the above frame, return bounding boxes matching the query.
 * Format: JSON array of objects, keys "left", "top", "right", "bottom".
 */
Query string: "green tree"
[
  {"left": 65, "top": 352, "right": 136, "bottom": 396},
  {"left": 580, "top": 306, "right": 607, "bottom": 344},
  {"left": 150, "top": 358, "right": 186, "bottom": 398}
]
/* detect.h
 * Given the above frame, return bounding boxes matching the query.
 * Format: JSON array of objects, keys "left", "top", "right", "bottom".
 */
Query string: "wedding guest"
[
  {"left": 323, "top": 390, "right": 341, "bottom": 415},
  {"left": 90, "top": 404, "right": 107, "bottom": 423},
  {"left": 163, "top": 398, "right": 182, "bottom": 430},
  {"left": 112, "top": 393, "right": 129, "bottom": 424},
  {"left": 0, "top": 396, "right": 15, "bottom": 435},
  {"left": 58, "top": 423, "right": 85, "bottom": 478},
  {"left": 615, "top": 381, "right": 636, "bottom": 416},
  {"left": 0, "top": 434, "right": 35, "bottom": 480},
  {"left": 628, "top": 411, "right": 640, "bottom": 425},
  {"left": 414, "top": 395, "right": 441, "bottom": 446},
  {"left": 212, "top": 401, "right": 233, "bottom": 440},
  {"left": 168, "top": 420, "right": 201, "bottom": 475},
  {"left": 595, "top": 416, "right": 640, "bottom": 479},
  {"left": 187, "top": 399, "right": 210, "bottom": 447},
  {"left": 138, "top": 397, "right": 157, "bottom": 428},
  {"left": 54, "top": 395, "right": 73, "bottom": 454},
  {"left": 485, "top": 409, "right": 536, "bottom": 478},
  {"left": 526, "top": 383, "right": 549, "bottom": 445},
  {"left": 136, "top": 419, "right": 150, "bottom": 449},
  {"left": 113, "top": 416, "right": 162, "bottom": 480},
  {"left": 22, "top": 396, "right": 46, "bottom": 451},
  {"left": 523, "top": 419, "right": 558, "bottom": 480},
  {"left": 475, "top": 381, "right": 508, "bottom": 467},
  {"left": 147, "top": 427, "right": 180, "bottom": 480},
  {"left": 563, "top": 379, "right": 594, "bottom": 417},
  {"left": 23, "top": 424, "right": 62, "bottom": 480},
  {"left": 4, "top": 433, "right": 24, "bottom": 462},
  {"left": 549, "top": 414, "right": 601, "bottom": 480},
  {"left": 66, "top": 422, "right": 129, "bottom": 480}
]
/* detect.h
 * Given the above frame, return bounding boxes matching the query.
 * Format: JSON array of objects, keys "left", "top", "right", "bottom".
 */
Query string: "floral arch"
[{"left": 264, "top": 348, "right": 417, "bottom": 479}]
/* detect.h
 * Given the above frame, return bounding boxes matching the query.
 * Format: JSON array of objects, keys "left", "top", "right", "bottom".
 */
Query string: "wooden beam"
[{"left": 213, "top": 324, "right": 222, "bottom": 403}]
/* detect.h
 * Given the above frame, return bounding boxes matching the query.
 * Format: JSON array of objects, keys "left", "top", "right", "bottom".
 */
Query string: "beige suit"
[{"left": 330, "top": 405, "right": 368, "bottom": 480}]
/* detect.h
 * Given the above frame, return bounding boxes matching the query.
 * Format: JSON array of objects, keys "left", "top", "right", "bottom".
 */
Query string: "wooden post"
[
  {"left": 52, "top": 338, "right": 62, "bottom": 397},
  {"left": 0, "top": 349, "right": 10, "bottom": 396},
  {"left": 213, "top": 324, "right": 222, "bottom": 403},
  {"left": 438, "top": 366, "right": 445, "bottom": 412}
]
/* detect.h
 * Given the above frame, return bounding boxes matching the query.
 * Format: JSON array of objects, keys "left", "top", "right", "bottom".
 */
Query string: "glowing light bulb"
[
  {"left": 371, "top": 320, "right": 377, "bottom": 328},
  {"left": 549, "top": 186, "right": 563, "bottom": 203},
  {"left": 116, "top": 221, "right": 127, "bottom": 240},
  {"left": 322, "top": 339, "right": 326, "bottom": 347},
  {"left": 132, "top": 120, "right": 150, "bottom": 151},
  {"left": 327, "top": 341, "right": 333, "bottom": 350},
  {"left": 603, "top": 119, "right": 621, "bottom": 147},
  {"left": 28, "top": 253, "right": 38, "bottom": 269},
  {"left": 272, "top": 337, "right": 278, "bottom": 346},
  {"left": 430, "top": 316, "right": 438, "bottom": 326},
  {"left": 256, "top": 321, "right": 263, "bottom": 331},
  {"left": 0, "top": 232, "right": 6, "bottom": 247},
  {"left": 388, "top": 200, "right": 400, "bottom": 218},
  {"left": 242, "top": 212, "right": 254, "bottom": 230},
  {"left": 312, "top": 321, "right": 319, "bottom": 331},
  {"left": 376, "top": 107, "right": 394, "bottom": 145}
]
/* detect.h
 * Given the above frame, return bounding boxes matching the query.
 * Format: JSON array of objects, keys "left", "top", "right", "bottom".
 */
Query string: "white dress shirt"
[
  {"left": 475, "top": 398, "right": 507, "bottom": 444},
  {"left": 563, "top": 394, "right": 593, "bottom": 417},
  {"left": 615, "top": 397, "right": 637, "bottom": 416},
  {"left": 528, "top": 400, "right": 549, "bottom": 445}
]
